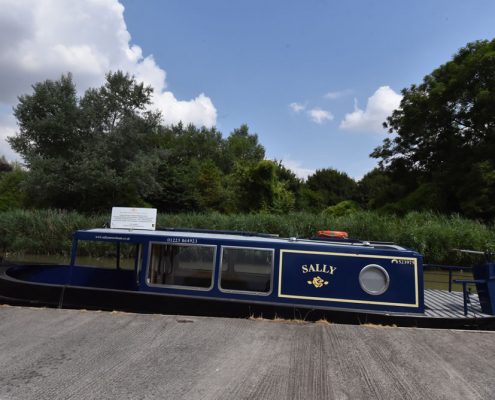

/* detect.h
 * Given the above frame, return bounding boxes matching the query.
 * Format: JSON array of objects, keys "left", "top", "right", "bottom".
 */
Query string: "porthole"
[{"left": 359, "top": 264, "right": 389, "bottom": 295}]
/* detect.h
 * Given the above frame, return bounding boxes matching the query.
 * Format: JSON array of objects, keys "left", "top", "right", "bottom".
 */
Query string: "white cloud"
[
  {"left": 0, "top": 114, "right": 21, "bottom": 161},
  {"left": 280, "top": 157, "right": 314, "bottom": 180},
  {"left": 289, "top": 102, "right": 334, "bottom": 125},
  {"left": 154, "top": 92, "right": 217, "bottom": 128},
  {"left": 289, "top": 102, "right": 305, "bottom": 113},
  {"left": 0, "top": 0, "right": 217, "bottom": 158},
  {"left": 307, "top": 107, "right": 334, "bottom": 124},
  {"left": 324, "top": 89, "right": 353, "bottom": 100},
  {"left": 339, "top": 86, "right": 402, "bottom": 133}
]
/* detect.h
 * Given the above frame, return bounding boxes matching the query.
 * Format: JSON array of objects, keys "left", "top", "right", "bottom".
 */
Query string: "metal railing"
[
  {"left": 424, "top": 264, "right": 490, "bottom": 316},
  {"left": 423, "top": 264, "right": 473, "bottom": 292}
]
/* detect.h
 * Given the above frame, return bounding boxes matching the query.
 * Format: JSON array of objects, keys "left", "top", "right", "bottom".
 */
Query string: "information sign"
[{"left": 110, "top": 207, "right": 157, "bottom": 230}]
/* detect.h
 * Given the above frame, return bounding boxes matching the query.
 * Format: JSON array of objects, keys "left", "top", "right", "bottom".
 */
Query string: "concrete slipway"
[{"left": 0, "top": 305, "right": 494, "bottom": 400}]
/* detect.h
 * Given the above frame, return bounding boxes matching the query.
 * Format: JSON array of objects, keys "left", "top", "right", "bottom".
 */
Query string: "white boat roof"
[{"left": 81, "top": 228, "right": 412, "bottom": 253}]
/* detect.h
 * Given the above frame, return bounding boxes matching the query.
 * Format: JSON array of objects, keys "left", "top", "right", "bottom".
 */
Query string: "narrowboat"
[{"left": 1, "top": 226, "right": 495, "bottom": 329}]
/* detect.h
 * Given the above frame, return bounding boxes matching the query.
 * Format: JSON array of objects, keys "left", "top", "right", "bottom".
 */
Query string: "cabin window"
[
  {"left": 75, "top": 241, "right": 140, "bottom": 270},
  {"left": 148, "top": 243, "right": 216, "bottom": 289},
  {"left": 219, "top": 247, "right": 273, "bottom": 294}
]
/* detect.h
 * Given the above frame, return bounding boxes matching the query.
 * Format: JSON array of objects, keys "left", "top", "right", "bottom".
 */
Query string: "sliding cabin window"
[
  {"left": 75, "top": 241, "right": 140, "bottom": 270},
  {"left": 148, "top": 243, "right": 216, "bottom": 290},
  {"left": 219, "top": 247, "right": 274, "bottom": 294}
]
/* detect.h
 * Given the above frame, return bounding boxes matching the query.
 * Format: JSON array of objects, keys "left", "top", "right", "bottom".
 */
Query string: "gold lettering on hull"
[{"left": 301, "top": 264, "right": 337, "bottom": 275}]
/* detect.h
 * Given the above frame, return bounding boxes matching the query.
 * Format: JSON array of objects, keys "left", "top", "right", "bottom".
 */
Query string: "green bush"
[
  {"left": 322, "top": 200, "right": 361, "bottom": 217},
  {"left": 0, "top": 167, "right": 27, "bottom": 211}
]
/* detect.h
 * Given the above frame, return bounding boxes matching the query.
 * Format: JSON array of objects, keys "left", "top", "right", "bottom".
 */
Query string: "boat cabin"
[{"left": 63, "top": 228, "right": 424, "bottom": 315}]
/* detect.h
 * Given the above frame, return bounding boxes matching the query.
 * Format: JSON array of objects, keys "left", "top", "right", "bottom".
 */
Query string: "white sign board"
[{"left": 110, "top": 207, "right": 157, "bottom": 230}]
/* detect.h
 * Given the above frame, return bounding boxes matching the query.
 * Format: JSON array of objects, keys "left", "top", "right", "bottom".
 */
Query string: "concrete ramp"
[{"left": 0, "top": 305, "right": 494, "bottom": 400}]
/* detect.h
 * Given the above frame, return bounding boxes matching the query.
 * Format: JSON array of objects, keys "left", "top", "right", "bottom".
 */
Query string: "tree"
[
  {"left": 8, "top": 73, "right": 298, "bottom": 214},
  {"left": 9, "top": 71, "right": 162, "bottom": 211},
  {"left": 157, "top": 123, "right": 225, "bottom": 167},
  {"left": 372, "top": 39, "right": 495, "bottom": 218},
  {"left": 0, "top": 164, "right": 26, "bottom": 211},
  {"left": 195, "top": 160, "right": 225, "bottom": 211},
  {"left": 356, "top": 168, "right": 392, "bottom": 209},
  {"left": 455, "top": 161, "right": 495, "bottom": 219},
  {"left": 9, "top": 74, "right": 79, "bottom": 161},
  {"left": 228, "top": 160, "right": 294, "bottom": 213},
  {"left": 0, "top": 156, "right": 12, "bottom": 173},
  {"left": 149, "top": 123, "right": 267, "bottom": 213},
  {"left": 273, "top": 160, "right": 302, "bottom": 194},
  {"left": 148, "top": 162, "right": 197, "bottom": 212},
  {"left": 222, "top": 124, "right": 265, "bottom": 171},
  {"left": 304, "top": 168, "right": 357, "bottom": 210},
  {"left": 79, "top": 70, "right": 153, "bottom": 136}
]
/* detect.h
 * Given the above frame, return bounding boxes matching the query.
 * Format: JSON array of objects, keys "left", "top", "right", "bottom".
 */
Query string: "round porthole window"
[{"left": 359, "top": 264, "right": 389, "bottom": 295}]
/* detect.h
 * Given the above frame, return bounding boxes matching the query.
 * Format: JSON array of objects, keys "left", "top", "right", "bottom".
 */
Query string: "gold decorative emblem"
[{"left": 307, "top": 276, "right": 329, "bottom": 288}]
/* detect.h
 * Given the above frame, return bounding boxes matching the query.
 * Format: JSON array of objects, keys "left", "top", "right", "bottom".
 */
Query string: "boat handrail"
[
  {"left": 156, "top": 227, "right": 280, "bottom": 239},
  {"left": 300, "top": 237, "right": 405, "bottom": 250}
]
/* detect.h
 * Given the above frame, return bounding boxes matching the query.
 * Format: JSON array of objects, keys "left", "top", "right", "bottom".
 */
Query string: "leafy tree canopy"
[
  {"left": 0, "top": 164, "right": 27, "bottom": 211},
  {"left": 0, "top": 156, "right": 12, "bottom": 173},
  {"left": 222, "top": 124, "right": 265, "bottom": 171},
  {"left": 9, "top": 71, "right": 162, "bottom": 211},
  {"left": 372, "top": 39, "right": 495, "bottom": 218},
  {"left": 10, "top": 74, "right": 79, "bottom": 161},
  {"left": 374, "top": 39, "right": 495, "bottom": 173},
  {"left": 305, "top": 168, "right": 357, "bottom": 210}
]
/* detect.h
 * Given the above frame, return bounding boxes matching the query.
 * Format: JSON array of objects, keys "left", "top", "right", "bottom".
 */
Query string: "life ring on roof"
[{"left": 317, "top": 230, "right": 348, "bottom": 239}]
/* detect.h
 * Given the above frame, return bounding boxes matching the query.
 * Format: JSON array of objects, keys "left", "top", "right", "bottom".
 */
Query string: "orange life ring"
[{"left": 317, "top": 230, "right": 349, "bottom": 239}]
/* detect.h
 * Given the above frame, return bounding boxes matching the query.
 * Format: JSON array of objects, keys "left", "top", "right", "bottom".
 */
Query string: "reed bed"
[{"left": 1, "top": 209, "right": 494, "bottom": 266}]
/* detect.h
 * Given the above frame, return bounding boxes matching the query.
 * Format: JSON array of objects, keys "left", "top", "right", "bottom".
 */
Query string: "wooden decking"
[{"left": 424, "top": 289, "right": 492, "bottom": 319}]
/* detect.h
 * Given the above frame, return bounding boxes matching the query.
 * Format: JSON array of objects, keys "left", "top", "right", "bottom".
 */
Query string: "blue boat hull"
[{"left": 1, "top": 264, "right": 494, "bottom": 329}]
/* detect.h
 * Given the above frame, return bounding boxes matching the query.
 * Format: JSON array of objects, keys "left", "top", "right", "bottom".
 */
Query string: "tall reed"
[{"left": 1, "top": 210, "right": 494, "bottom": 265}]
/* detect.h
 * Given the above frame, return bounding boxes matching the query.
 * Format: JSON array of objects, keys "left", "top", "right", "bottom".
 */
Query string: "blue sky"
[
  {"left": 1, "top": 0, "right": 495, "bottom": 179},
  {"left": 119, "top": 0, "right": 495, "bottom": 178}
]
